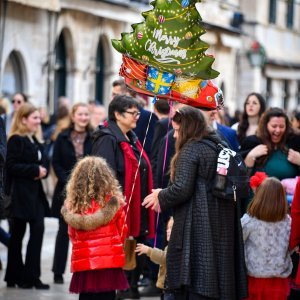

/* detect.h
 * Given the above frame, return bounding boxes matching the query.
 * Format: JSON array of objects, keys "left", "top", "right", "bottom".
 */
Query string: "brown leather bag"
[{"left": 123, "top": 238, "right": 137, "bottom": 271}]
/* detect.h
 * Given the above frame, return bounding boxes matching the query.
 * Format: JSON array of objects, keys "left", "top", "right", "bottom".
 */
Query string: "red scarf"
[{"left": 120, "top": 140, "right": 155, "bottom": 238}]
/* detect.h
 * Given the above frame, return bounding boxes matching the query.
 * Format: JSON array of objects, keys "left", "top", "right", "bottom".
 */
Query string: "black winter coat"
[
  {"left": 134, "top": 108, "right": 158, "bottom": 157},
  {"left": 92, "top": 120, "right": 143, "bottom": 189},
  {"left": 51, "top": 129, "right": 92, "bottom": 218},
  {"left": 92, "top": 120, "right": 150, "bottom": 236},
  {"left": 240, "top": 134, "right": 300, "bottom": 158},
  {"left": 6, "top": 135, "right": 49, "bottom": 220},
  {"left": 240, "top": 134, "right": 300, "bottom": 177},
  {"left": 150, "top": 118, "right": 172, "bottom": 188},
  {"left": 158, "top": 135, "right": 248, "bottom": 300},
  {"left": 0, "top": 117, "right": 6, "bottom": 218}
]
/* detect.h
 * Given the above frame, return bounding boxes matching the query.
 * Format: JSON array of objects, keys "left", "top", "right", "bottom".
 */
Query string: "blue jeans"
[{"left": 164, "top": 292, "right": 175, "bottom": 300}]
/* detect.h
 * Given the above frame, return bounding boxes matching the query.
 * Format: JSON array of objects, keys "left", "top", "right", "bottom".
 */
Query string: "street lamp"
[{"left": 247, "top": 40, "right": 266, "bottom": 68}]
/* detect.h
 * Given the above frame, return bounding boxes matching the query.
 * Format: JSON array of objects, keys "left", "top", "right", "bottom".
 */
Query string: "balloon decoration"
[{"left": 112, "top": 0, "right": 223, "bottom": 109}]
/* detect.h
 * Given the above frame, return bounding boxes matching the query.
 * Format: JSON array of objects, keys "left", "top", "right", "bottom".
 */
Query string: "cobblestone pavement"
[{"left": 0, "top": 218, "right": 160, "bottom": 300}]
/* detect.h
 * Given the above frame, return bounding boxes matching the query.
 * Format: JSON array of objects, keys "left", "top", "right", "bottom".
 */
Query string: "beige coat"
[{"left": 146, "top": 246, "right": 168, "bottom": 289}]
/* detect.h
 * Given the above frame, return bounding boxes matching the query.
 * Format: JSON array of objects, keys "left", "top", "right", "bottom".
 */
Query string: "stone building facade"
[
  {"left": 239, "top": 0, "right": 300, "bottom": 111},
  {"left": 0, "top": 0, "right": 299, "bottom": 112},
  {"left": 0, "top": 0, "right": 145, "bottom": 111}
]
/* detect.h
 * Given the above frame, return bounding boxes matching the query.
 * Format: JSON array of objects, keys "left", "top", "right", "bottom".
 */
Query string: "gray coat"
[{"left": 158, "top": 135, "right": 248, "bottom": 300}]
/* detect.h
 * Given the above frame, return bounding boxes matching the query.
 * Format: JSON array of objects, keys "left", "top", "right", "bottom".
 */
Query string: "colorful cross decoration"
[{"left": 146, "top": 67, "right": 175, "bottom": 94}]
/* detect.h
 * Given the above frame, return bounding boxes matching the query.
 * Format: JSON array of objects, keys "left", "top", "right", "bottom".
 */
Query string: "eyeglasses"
[
  {"left": 12, "top": 99, "right": 22, "bottom": 105},
  {"left": 123, "top": 111, "right": 141, "bottom": 117}
]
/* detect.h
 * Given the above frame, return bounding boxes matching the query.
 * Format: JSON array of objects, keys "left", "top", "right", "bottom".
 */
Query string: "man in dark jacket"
[
  {"left": 150, "top": 100, "right": 171, "bottom": 188},
  {"left": 201, "top": 109, "right": 240, "bottom": 152}
]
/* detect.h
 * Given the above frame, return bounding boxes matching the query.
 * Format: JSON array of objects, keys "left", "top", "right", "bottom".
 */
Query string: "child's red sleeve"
[{"left": 290, "top": 178, "right": 300, "bottom": 249}]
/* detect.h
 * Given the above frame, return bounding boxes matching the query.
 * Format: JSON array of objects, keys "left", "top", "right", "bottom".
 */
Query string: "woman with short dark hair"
[{"left": 92, "top": 95, "right": 155, "bottom": 299}]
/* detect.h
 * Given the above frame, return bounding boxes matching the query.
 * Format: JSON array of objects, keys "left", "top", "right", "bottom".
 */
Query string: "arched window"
[
  {"left": 54, "top": 32, "right": 67, "bottom": 110},
  {"left": 286, "top": 0, "right": 294, "bottom": 29},
  {"left": 1, "top": 50, "right": 25, "bottom": 97},
  {"left": 283, "top": 80, "right": 289, "bottom": 110},
  {"left": 269, "top": 0, "right": 277, "bottom": 24},
  {"left": 95, "top": 39, "right": 105, "bottom": 104}
]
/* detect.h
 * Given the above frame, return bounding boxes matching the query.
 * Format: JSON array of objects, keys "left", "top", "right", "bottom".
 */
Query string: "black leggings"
[
  {"left": 5, "top": 215, "right": 44, "bottom": 285},
  {"left": 79, "top": 291, "right": 115, "bottom": 300}
]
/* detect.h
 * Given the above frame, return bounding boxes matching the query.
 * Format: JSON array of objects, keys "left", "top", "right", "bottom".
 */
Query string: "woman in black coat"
[
  {"left": 51, "top": 103, "right": 92, "bottom": 284},
  {"left": 4, "top": 103, "right": 50, "bottom": 289},
  {"left": 143, "top": 106, "right": 248, "bottom": 300}
]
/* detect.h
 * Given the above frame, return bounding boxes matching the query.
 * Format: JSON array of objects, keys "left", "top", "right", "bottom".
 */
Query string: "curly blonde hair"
[{"left": 65, "top": 156, "right": 123, "bottom": 213}]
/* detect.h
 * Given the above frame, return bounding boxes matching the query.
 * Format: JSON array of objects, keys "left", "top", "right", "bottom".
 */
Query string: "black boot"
[
  {"left": 139, "top": 281, "right": 162, "bottom": 297},
  {"left": 54, "top": 274, "right": 64, "bottom": 284},
  {"left": 116, "top": 287, "right": 140, "bottom": 299}
]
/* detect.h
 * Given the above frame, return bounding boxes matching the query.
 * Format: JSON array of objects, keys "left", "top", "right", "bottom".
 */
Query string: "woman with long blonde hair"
[{"left": 5, "top": 102, "right": 50, "bottom": 289}]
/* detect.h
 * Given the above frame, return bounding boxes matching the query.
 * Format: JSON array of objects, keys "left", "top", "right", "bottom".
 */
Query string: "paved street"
[{"left": 0, "top": 218, "right": 160, "bottom": 300}]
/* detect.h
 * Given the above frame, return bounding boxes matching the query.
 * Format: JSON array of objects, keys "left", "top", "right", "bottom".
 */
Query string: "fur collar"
[{"left": 61, "top": 196, "right": 120, "bottom": 231}]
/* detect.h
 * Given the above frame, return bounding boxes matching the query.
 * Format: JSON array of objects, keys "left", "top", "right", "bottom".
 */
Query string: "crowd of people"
[{"left": 0, "top": 83, "right": 300, "bottom": 300}]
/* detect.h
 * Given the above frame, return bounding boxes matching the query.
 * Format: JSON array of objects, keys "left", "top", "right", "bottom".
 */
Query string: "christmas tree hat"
[{"left": 112, "top": 0, "right": 223, "bottom": 109}]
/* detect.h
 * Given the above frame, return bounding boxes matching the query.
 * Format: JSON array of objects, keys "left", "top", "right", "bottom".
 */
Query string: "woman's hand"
[
  {"left": 249, "top": 144, "right": 268, "bottom": 159},
  {"left": 288, "top": 149, "right": 300, "bottom": 166},
  {"left": 142, "top": 189, "right": 162, "bottom": 212},
  {"left": 135, "top": 243, "right": 149, "bottom": 256},
  {"left": 35, "top": 166, "right": 47, "bottom": 180},
  {"left": 245, "top": 145, "right": 268, "bottom": 167}
]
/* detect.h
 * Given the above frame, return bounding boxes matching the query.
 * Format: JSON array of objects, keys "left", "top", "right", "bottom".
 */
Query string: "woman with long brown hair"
[
  {"left": 143, "top": 106, "right": 247, "bottom": 300},
  {"left": 232, "top": 93, "right": 266, "bottom": 145},
  {"left": 241, "top": 107, "right": 300, "bottom": 179},
  {"left": 4, "top": 103, "right": 50, "bottom": 289}
]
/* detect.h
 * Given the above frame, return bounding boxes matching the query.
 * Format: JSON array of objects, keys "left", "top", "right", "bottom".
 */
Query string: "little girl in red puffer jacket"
[{"left": 61, "top": 156, "right": 129, "bottom": 300}]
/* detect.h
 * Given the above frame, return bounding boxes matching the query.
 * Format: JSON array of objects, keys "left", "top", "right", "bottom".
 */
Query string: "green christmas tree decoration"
[{"left": 112, "top": 0, "right": 219, "bottom": 79}]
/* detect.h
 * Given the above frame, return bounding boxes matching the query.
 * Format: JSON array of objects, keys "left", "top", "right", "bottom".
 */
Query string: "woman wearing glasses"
[
  {"left": 92, "top": 95, "right": 155, "bottom": 299},
  {"left": 6, "top": 92, "right": 28, "bottom": 135}
]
